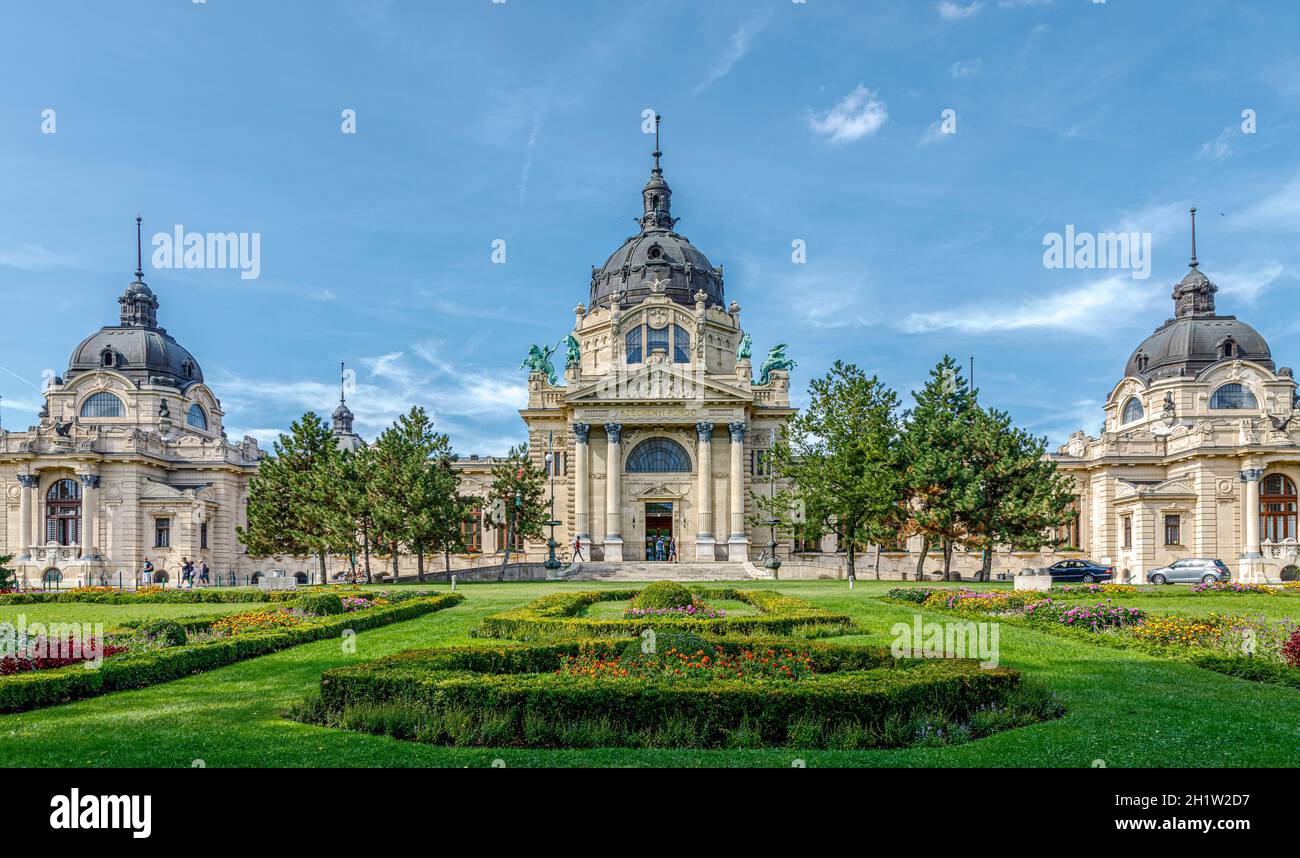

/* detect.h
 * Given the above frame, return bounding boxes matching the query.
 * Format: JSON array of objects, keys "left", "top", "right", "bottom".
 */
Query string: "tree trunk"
[
  {"left": 444, "top": 547, "right": 451, "bottom": 576},
  {"left": 499, "top": 511, "right": 514, "bottom": 583},
  {"left": 417, "top": 544, "right": 425, "bottom": 583},
  {"left": 846, "top": 541, "right": 856, "bottom": 583},
  {"left": 980, "top": 549, "right": 993, "bottom": 582},
  {"left": 391, "top": 544, "right": 400, "bottom": 583},
  {"left": 915, "top": 536, "right": 929, "bottom": 581},
  {"left": 317, "top": 550, "right": 326, "bottom": 586},
  {"left": 362, "top": 524, "right": 372, "bottom": 585},
  {"left": 942, "top": 539, "right": 955, "bottom": 581},
  {"left": 874, "top": 543, "right": 882, "bottom": 580}
]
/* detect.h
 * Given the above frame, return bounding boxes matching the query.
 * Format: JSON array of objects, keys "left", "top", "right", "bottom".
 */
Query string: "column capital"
[
  {"left": 696, "top": 421, "right": 714, "bottom": 443},
  {"left": 727, "top": 421, "right": 747, "bottom": 443},
  {"left": 572, "top": 422, "right": 590, "bottom": 444},
  {"left": 1240, "top": 468, "right": 1265, "bottom": 483},
  {"left": 15, "top": 474, "right": 39, "bottom": 488},
  {"left": 78, "top": 473, "right": 101, "bottom": 488},
  {"left": 604, "top": 422, "right": 622, "bottom": 443}
]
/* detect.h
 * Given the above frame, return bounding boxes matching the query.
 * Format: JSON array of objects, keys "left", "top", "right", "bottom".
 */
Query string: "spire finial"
[
  {"left": 339, "top": 361, "right": 347, "bottom": 405},
  {"left": 651, "top": 113, "right": 662, "bottom": 176},
  {"left": 134, "top": 213, "right": 144, "bottom": 280},
  {"left": 1189, "top": 206, "right": 1198, "bottom": 269}
]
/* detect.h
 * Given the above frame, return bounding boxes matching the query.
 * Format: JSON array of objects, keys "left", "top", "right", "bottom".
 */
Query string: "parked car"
[
  {"left": 1042, "top": 559, "right": 1114, "bottom": 583},
  {"left": 1146, "top": 558, "right": 1232, "bottom": 585}
]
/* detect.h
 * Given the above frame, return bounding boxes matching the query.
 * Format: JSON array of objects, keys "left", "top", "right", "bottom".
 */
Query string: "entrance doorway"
[{"left": 644, "top": 502, "right": 674, "bottom": 560}]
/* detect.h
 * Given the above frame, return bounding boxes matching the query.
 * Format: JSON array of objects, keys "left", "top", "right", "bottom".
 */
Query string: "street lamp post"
[
  {"left": 543, "top": 431, "right": 563, "bottom": 573},
  {"left": 763, "top": 429, "right": 781, "bottom": 576}
]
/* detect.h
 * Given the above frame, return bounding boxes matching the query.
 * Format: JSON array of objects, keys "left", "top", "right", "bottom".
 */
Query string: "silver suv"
[{"left": 1146, "top": 558, "right": 1232, "bottom": 585}]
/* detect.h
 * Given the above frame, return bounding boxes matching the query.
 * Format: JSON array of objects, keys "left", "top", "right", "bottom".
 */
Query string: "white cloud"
[
  {"left": 808, "top": 85, "right": 888, "bottom": 144},
  {"left": 1198, "top": 126, "right": 1237, "bottom": 161},
  {"left": 1239, "top": 171, "right": 1300, "bottom": 230},
  {"left": 949, "top": 59, "right": 982, "bottom": 79},
  {"left": 694, "top": 11, "right": 771, "bottom": 95},
  {"left": 0, "top": 242, "right": 79, "bottom": 271},
  {"left": 900, "top": 275, "right": 1160, "bottom": 334},
  {"left": 937, "top": 1, "right": 984, "bottom": 21},
  {"left": 917, "top": 120, "right": 953, "bottom": 146},
  {"left": 1214, "top": 263, "right": 1285, "bottom": 305}
]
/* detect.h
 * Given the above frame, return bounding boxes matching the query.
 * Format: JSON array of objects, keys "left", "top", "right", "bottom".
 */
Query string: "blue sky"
[{"left": 2, "top": 0, "right": 1298, "bottom": 454}]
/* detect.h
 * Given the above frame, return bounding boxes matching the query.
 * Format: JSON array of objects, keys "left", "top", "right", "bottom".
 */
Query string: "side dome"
[
  {"left": 1125, "top": 221, "right": 1272, "bottom": 380},
  {"left": 65, "top": 276, "right": 204, "bottom": 387}
]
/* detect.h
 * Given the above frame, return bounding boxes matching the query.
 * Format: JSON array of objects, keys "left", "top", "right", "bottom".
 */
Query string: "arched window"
[
  {"left": 1262, "top": 474, "right": 1297, "bottom": 542},
  {"left": 1209, "top": 383, "right": 1258, "bottom": 410},
  {"left": 1218, "top": 337, "right": 1238, "bottom": 359},
  {"left": 1121, "top": 397, "right": 1144, "bottom": 424},
  {"left": 100, "top": 349, "right": 115, "bottom": 367},
  {"left": 625, "top": 327, "right": 643, "bottom": 363},
  {"left": 647, "top": 325, "right": 669, "bottom": 355},
  {"left": 626, "top": 438, "right": 692, "bottom": 473},
  {"left": 46, "top": 478, "right": 81, "bottom": 546},
  {"left": 186, "top": 403, "right": 208, "bottom": 430},
  {"left": 673, "top": 324, "right": 690, "bottom": 363},
  {"left": 80, "top": 392, "right": 124, "bottom": 418}
]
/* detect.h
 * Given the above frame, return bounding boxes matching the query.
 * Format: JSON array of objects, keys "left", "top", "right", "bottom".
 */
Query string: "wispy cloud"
[
  {"left": 1214, "top": 263, "right": 1285, "bottom": 305},
  {"left": 900, "top": 275, "right": 1160, "bottom": 334},
  {"left": 917, "top": 120, "right": 953, "bottom": 146},
  {"left": 0, "top": 242, "right": 79, "bottom": 271},
  {"left": 1238, "top": 171, "right": 1300, "bottom": 230},
  {"left": 1198, "top": 125, "right": 1238, "bottom": 162},
  {"left": 937, "top": 1, "right": 984, "bottom": 21},
  {"left": 694, "top": 11, "right": 771, "bottom": 95},
  {"left": 808, "top": 84, "right": 888, "bottom": 144},
  {"left": 949, "top": 59, "right": 982, "bottom": 79}
]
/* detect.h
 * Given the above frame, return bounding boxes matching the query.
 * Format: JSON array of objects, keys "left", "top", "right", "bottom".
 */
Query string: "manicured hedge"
[
  {"left": 0, "top": 593, "right": 464, "bottom": 713},
  {"left": 0, "top": 588, "right": 303, "bottom": 605},
  {"left": 475, "top": 587, "right": 853, "bottom": 640},
  {"left": 311, "top": 636, "right": 1025, "bottom": 749}
]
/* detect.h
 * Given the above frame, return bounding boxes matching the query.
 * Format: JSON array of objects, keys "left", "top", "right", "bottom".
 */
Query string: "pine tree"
[
  {"left": 325, "top": 445, "right": 378, "bottom": 584},
  {"left": 0, "top": 554, "right": 17, "bottom": 591},
  {"left": 901, "top": 356, "right": 983, "bottom": 581},
  {"left": 753, "top": 361, "right": 907, "bottom": 582},
  {"left": 238, "top": 413, "right": 345, "bottom": 585},
  {"left": 485, "top": 443, "right": 547, "bottom": 581}
]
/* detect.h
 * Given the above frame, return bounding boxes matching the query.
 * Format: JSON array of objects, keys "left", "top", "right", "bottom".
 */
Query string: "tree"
[
  {"left": 964, "top": 406, "right": 1077, "bottom": 580},
  {"left": 324, "top": 445, "right": 378, "bottom": 584},
  {"left": 484, "top": 443, "right": 547, "bottom": 581},
  {"left": 366, "top": 407, "right": 459, "bottom": 583},
  {"left": 901, "top": 356, "right": 983, "bottom": 582},
  {"left": 752, "top": 361, "right": 907, "bottom": 582},
  {"left": 238, "top": 413, "right": 346, "bottom": 585},
  {"left": 0, "top": 554, "right": 16, "bottom": 591}
]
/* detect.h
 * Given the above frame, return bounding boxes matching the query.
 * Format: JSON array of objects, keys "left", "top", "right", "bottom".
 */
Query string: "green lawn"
[{"left": 1, "top": 580, "right": 1297, "bottom": 767}]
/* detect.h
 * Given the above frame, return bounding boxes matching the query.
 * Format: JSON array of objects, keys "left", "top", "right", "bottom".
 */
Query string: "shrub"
[
  {"left": 1283, "top": 629, "right": 1300, "bottom": 668},
  {"left": 304, "top": 636, "right": 1048, "bottom": 750},
  {"left": 618, "top": 629, "right": 710, "bottom": 661},
  {"left": 883, "top": 587, "right": 950, "bottom": 604},
  {"left": 136, "top": 619, "right": 187, "bottom": 647},
  {"left": 296, "top": 593, "right": 346, "bottom": 616},
  {"left": 630, "top": 581, "right": 694, "bottom": 610},
  {"left": 475, "top": 588, "right": 852, "bottom": 640}
]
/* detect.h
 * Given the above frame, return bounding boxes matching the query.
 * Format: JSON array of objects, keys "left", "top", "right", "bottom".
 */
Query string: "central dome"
[
  {"left": 65, "top": 277, "right": 204, "bottom": 388},
  {"left": 589, "top": 120, "right": 725, "bottom": 311}
]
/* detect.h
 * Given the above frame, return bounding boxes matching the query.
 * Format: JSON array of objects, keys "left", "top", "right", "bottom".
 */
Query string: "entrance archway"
[
  {"left": 1282, "top": 565, "right": 1299, "bottom": 582},
  {"left": 152, "top": 570, "right": 169, "bottom": 584},
  {"left": 643, "top": 501, "right": 674, "bottom": 560},
  {"left": 42, "top": 568, "right": 62, "bottom": 589}
]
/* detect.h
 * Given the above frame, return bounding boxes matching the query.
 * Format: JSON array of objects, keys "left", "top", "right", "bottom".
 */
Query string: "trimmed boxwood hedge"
[
  {"left": 0, "top": 593, "right": 464, "bottom": 713},
  {"left": 475, "top": 587, "right": 852, "bottom": 640},
  {"left": 311, "top": 637, "right": 1025, "bottom": 749},
  {"left": 0, "top": 588, "right": 304, "bottom": 605}
]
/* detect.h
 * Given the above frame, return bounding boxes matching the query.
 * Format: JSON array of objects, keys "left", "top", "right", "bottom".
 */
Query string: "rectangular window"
[
  {"left": 200, "top": 522, "right": 209, "bottom": 550},
  {"left": 1121, "top": 515, "right": 1132, "bottom": 549},
  {"left": 673, "top": 324, "right": 690, "bottom": 363},
  {"left": 496, "top": 524, "right": 524, "bottom": 552},
  {"left": 549, "top": 451, "right": 565, "bottom": 477},
  {"left": 1163, "top": 514, "right": 1181, "bottom": 546},
  {"left": 625, "top": 327, "right": 642, "bottom": 363},
  {"left": 155, "top": 518, "right": 171, "bottom": 549},
  {"left": 459, "top": 516, "right": 482, "bottom": 553}
]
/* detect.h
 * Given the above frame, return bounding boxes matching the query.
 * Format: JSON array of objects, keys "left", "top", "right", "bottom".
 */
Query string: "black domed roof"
[
  {"left": 65, "top": 278, "right": 204, "bottom": 387},
  {"left": 1125, "top": 255, "right": 1273, "bottom": 380},
  {"left": 589, "top": 125, "right": 725, "bottom": 311}
]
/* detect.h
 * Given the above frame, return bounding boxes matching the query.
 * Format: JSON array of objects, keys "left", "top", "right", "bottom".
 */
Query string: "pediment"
[
  {"left": 566, "top": 364, "right": 750, "bottom": 405},
  {"left": 1115, "top": 477, "right": 1196, "bottom": 500}
]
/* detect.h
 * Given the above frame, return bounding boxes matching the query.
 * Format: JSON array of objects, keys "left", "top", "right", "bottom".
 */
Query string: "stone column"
[
  {"left": 1240, "top": 468, "right": 1265, "bottom": 582},
  {"left": 727, "top": 421, "right": 749, "bottom": 561},
  {"left": 603, "top": 422, "right": 623, "bottom": 561},
  {"left": 695, "top": 422, "right": 715, "bottom": 560},
  {"left": 78, "top": 474, "right": 99, "bottom": 561},
  {"left": 16, "top": 473, "right": 37, "bottom": 560},
  {"left": 572, "top": 423, "right": 590, "bottom": 542}
]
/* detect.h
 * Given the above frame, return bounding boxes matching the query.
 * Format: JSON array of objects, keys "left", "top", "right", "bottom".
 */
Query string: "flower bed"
[
  {"left": 1051, "top": 583, "right": 1140, "bottom": 597},
  {"left": 622, "top": 603, "right": 725, "bottom": 620},
  {"left": 297, "top": 636, "right": 1062, "bottom": 750},
  {"left": 1021, "top": 599, "right": 1145, "bottom": 631},
  {"left": 1191, "top": 581, "right": 1276, "bottom": 595},
  {"left": 475, "top": 587, "right": 852, "bottom": 640},
  {"left": 0, "top": 592, "right": 465, "bottom": 713}
]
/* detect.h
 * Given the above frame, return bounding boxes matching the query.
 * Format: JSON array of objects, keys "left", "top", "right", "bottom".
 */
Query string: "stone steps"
[{"left": 559, "top": 561, "right": 758, "bottom": 582}]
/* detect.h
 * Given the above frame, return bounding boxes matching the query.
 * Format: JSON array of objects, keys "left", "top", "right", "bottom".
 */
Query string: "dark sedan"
[{"left": 1042, "top": 559, "right": 1114, "bottom": 583}]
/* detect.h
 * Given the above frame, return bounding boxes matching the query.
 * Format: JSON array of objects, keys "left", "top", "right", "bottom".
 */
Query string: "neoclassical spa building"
[{"left": 1051, "top": 216, "right": 1300, "bottom": 583}]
